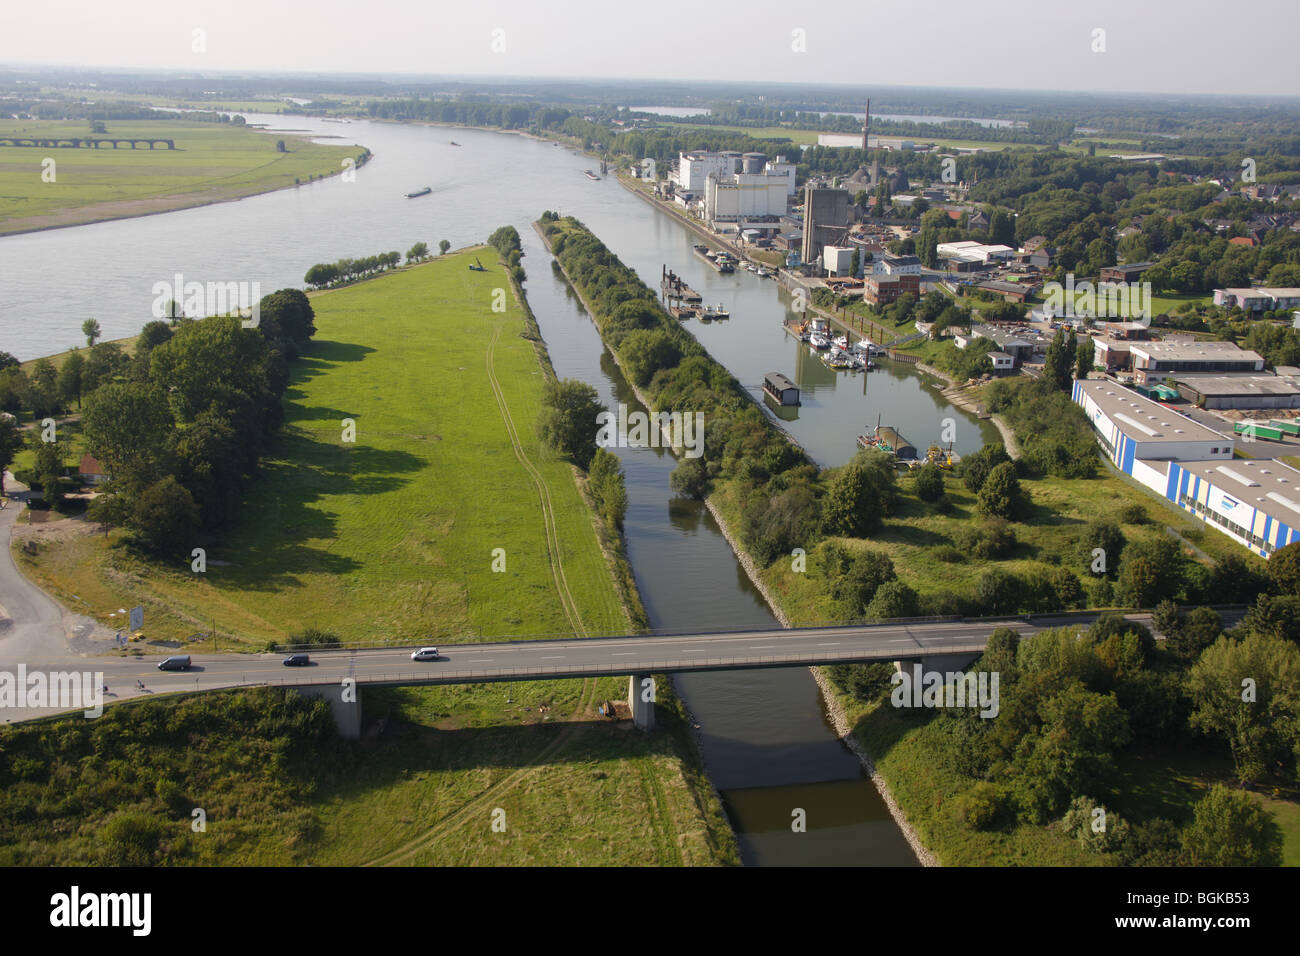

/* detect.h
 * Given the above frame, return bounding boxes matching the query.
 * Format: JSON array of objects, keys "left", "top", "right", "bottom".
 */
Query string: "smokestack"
[{"left": 863, "top": 98, "right": 870, "bottom": 152}]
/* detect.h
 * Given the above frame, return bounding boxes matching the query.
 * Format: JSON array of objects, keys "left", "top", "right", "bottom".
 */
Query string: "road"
[{"left": 2, "top": 613, "right": 1137, "bottom": 723}]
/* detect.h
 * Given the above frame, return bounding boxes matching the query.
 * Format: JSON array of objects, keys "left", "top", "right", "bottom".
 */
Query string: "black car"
[{"left": 282, "top": 654, "right": 311, "bottom": 667}]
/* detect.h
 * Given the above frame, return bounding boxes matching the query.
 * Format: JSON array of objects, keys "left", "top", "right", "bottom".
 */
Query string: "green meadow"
[
  {"left": 20, "top": 249, "right": 628, "bottom": 646},
  {"left": 0, "top": 119, "right": 364, "bottom": 234}
]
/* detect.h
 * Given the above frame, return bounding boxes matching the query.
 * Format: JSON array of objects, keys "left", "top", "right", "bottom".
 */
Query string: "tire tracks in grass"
[
  {"left": 363, "top": 315, "right": 599, "bottom": 866},
  {"left": 362, "top": 677, "right": 601, "bottom": 866},
  {"left": 484, "top": 322, "right": 587, "bottom": 641}
]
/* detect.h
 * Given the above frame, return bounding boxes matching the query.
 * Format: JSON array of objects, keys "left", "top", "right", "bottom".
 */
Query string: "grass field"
[
  {"left": 17, "top": 248, "right": 629, "bottom": 647},
  {"left": 0, "top": 119, "right": 365, "bottom": 234}
]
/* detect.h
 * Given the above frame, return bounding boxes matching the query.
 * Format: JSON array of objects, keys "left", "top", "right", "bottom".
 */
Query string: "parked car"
[
  {"left": 157, "top": 655, "right": 192, "bottom": 671},
  {"left": 411, "top": 647, "right": 440, "bottom": 661},
  {"left": 282, "top": 654, "right": 311, "bottom": 667}
]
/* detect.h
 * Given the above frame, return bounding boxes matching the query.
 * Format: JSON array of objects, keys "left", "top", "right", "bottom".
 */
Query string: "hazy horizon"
[{"left": 1, "top": 0, "right": 1296, "bottom": 98}]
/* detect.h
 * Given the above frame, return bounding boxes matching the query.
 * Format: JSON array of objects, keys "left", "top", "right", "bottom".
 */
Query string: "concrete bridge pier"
[
  {"left": 628, "top": 674, "right": 655, "bottom": 731},
  {"left": 295, "top": 682, "right": 362, "bottom": 739}
]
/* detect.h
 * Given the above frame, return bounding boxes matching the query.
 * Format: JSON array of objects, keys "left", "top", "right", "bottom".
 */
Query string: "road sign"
[{"left": 129, "top": 606, "right": 143, "bottom": 632}]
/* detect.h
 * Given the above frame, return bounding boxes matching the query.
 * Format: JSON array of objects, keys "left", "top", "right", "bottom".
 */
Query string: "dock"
[
  {"left": 661, "top": 265, "right": 702, "bottom": 303},
  {"left": 857, "top": 424, "right": 917, "bottom": 461}
]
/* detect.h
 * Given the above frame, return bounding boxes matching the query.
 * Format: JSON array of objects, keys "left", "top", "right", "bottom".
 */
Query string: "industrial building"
[
  {"left": 1213, "top": 287, "right": 1300, "bottom": 312},
  {"left": 1073, "top": 379, "right": 1235, "bottom": 468},
  {"left": 1128, "top": 340, "right": 1264, "bottom": 385},
  {"left": 1072, "top": 379, "right": 1300, "bottom": 557},
  {"left": 863, "top": 273, "right": 920, "bottom": 305},
  {"left": 1172, "top": 373, "right": 1300, "bottom": 409},
  {"left": 801, "top": 186, "right": 851, "bottom": 270},
  {"left": 1166, "top": 458, "right": 1300, "bottom": 557},
  {"left": 704, "top": 171, "right": 788, "bottom": 221},
  {"left": 936, "top": 240, "right": 1016, "bottom": 268}
]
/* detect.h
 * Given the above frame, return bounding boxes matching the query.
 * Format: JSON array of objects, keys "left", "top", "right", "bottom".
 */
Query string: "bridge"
[
  {"left": 11, "top": 612, "right": 1181, "bottom": 735},
  {"left": 0, "top": 137, "right": 176, "bottom": 150}
]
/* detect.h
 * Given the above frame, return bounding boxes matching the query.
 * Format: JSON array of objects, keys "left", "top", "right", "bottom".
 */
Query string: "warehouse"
[
  {"left": 1128, "top": 340, "right": 1264, "bottom": 385},
  {"left": 1072, "top": 379, "right": 1234, "bottom": 473},
  {"left": 1172, "top": 373, "right": 1300, "bottom": 410},
  {"left": 1164, "top": 458, "right": 1300, "bottom": 557}
]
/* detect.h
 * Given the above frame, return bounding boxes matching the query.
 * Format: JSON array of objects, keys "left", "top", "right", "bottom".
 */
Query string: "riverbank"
[{"left": 538, "top": 218, "right": 934, "bottom": 867}]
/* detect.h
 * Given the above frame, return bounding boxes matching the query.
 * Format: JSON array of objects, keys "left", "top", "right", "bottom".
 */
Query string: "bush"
[
  {"left": 955, "top": 517, "right": 1017, "bottom": 559},
  {"left": 288, "top": 627, "right": 343, "bottom": 649},
  {"left": 975, "top": 568, "right": 1022, "bottom": 615},
  {"left": 830, "top": 549, "right": 897, "bottom": 617},
  {"left": 669, "top": 456, "right": 710, "bottom": 499},
  {"left": 130, "top": 476, "right": 199, "bottom": 558},
  {"left": 1117, "top": 502, "right": 1148, "bottom": 525},
  {"left": 976, "top": 461, "right": 1028, "bottom": 520},
  {"left": 865, "top": 580, "right": 920, "bottom": 619},
  {"left": 933, "top": 545, "right": 965, "bottom": 564},
  {"left": 961, "top": 443, "right": 1010, "bottom": 493},
  {"left": 955, "top": 781, "right": 1012, "bottom": 831},
  {"left": 912, "top": 463, "right": 945, "bottom": 502}
]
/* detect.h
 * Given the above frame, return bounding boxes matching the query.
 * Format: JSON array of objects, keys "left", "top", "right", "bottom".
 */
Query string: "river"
[{"left": 0, "top": 114, "right": 994, "bottom": 865}]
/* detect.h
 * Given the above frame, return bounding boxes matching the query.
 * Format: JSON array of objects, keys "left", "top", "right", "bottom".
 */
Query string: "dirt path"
[
  {"left": 362, "top": 677, "right": 603, "bottom": 866},
  {"left": 484, "top": 323, "right": 587, "bottom": 640}
]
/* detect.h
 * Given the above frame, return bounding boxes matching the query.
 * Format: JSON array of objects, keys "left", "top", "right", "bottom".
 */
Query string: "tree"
[
  {"left": 130, "top": 476, "right": 199, "bottom": 557},
  {"left": 406, "top": 241, "right": 429, "bottom": 263},
  {"left": 0, "top": 417, "right": 23, "bottom": 497},
  {"left": 57, "top": 350, "right": 86, "bottom": 408},
  {"left": 1181, "top": 786, "right": 1283, "bottom": 867},
  {"left": 275, "top": 139, "right": 287, "bottom": 153},
  {"left": 439, "top": 239, "right": 451, "bottom": 255},
  {"left": 82, "top": 342, "right": 130, "bottom": 393},
  {"left": 1042, "top": 328, "right": 1073, "bottom": 392},
  {"left": 1188, "top": 632, "right": 1300, "bottom": 784},
  {"left": 830, "top": 548, "right": 897, "bottom": 616},
  {"left": 669, "top": 456, "right": 710, "bottom": 499},
  {"left": 586, "top": 448, "right": 627, "bottom": 530},
  {"left": 913, "top": 462, "right": 944, "bottom": 502},
  {"left": 33, "top": 438, "right": 66, "bottom": 508},
  {"left": 865, "top": 580, "right": 919, "bottom": 619},
  {"left": 1266, "top": 540, "right": 1300, "bottom": 596},
  {"left": 1075, "top": 335, "right": 1093, "bottom": 379},
  {"left": 822, "top": 465, "right": 884, "bottom": 538},
  {"left": 976, "top": 568, "right": 1022, "bottom": 614},
  {"left": 1076, "top": 519, "right": 1125, "bottom": 578},
  {"left": 82, "top": 318, "right": 101, "bottom": 347},
  {"left": 619, "top": 328, "right": 682, "bottom": 387},
  {"left": 962, "top": 443, "right": 1010, "bottom": 493},
  {"left": 27, "top": 358, "right": 61, "bottom": 417},
  {"left": 82, "top": 382, "right": 175, "bottom": 496},
  {"left": 976, "top": 461, "right": 1028, "bottom": 520},
  {"left": 257, "top": 289, "right": 316, "bottom": 350},
  {"left": 537, "top": 378, "right": 605, "bottom": 470}
]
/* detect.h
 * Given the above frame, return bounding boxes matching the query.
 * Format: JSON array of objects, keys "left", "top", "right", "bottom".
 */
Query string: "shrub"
[
  {"left": 913, "top": 463, "right": 945, "bottom": 502},
  {"left": 976, "top": 461, "right": 1028, "bottom": 520},
  {"left": 956, "top": 781, "right": 1012, "bottom": 832}
]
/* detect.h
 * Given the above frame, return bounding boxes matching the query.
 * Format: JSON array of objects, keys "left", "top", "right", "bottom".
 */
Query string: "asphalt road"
[{"left": 3, "top": 616, "right": 1067, "bottom": 723}]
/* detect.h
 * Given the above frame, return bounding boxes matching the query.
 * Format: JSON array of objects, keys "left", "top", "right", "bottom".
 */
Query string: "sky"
[{"left": 1, "top": 0, "right": 1296, "bottom": 98}]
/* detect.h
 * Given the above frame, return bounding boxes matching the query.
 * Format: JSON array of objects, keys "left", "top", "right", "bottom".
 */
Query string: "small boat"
[
  {"left": 583, "top": 169, "right": 600, "bottom": 181},
  {"left": 757, "top": 268, "right": 773, "bottom": 278},
  {"left": 701, "top": 303, "right": 729, "bottom": 320},
  {"left": 406, "top": 186, "right": 432, "bottom": 198},
  {"left": 810, "top": 333, "right": 830, "bottom": 350},
  {"left": 833, "top": 335, "right": 849, "bottom": 350},
  {"left": 450, "top": 141, "right": 461, "bottom": 146}
]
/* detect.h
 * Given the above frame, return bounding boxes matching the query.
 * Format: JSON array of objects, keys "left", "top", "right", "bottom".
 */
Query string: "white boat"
[
  {"left": 833, "top": 335, "right": 849, "bottom": 350},
  {"left": 757, "top": 268, "right": 773, "bottom": 278},
  {"left": 810, "top": 333, "right": 830, "bottom": 350}
]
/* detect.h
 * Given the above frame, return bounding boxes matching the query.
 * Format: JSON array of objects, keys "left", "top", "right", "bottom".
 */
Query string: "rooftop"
[
  {"left": 1171, "top": 373, "right": 1300, "bottom": 397},
  {"left": 1171, "top": 457, "right": 1300, "bottom": 532},
  {"left": 1077, "top": 379, "right": 1232, "bottom": 444},
  {"left": 1130, "top": 340, "right": 1264, "bottom": 363}
]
